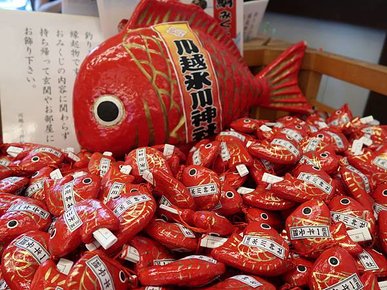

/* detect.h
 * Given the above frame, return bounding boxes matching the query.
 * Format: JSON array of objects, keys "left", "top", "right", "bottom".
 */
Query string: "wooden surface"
[{"left": 244, "top": 38, "right": 387, "bottom": 118}]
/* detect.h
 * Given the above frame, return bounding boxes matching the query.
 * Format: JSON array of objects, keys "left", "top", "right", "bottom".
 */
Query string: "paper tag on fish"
[
  {"left": 359, "top": 136, "right": 373, "bottom": 146},
  {"left": 153, "top": 259, "right": 175, "bottom": 266},
  {"left": 120, "top": 165, "right": 132, "bottom": 175},
  {"left": 159, "top": 204, "right": 179, "bottom": 215},
  {"left": 324, "top": 273, "right": 363, "bottom": 290},
  {"left": 317, "top": 121, "right": 329, "bottom": 129},
  {"left": 159, "top": 195, "right": 172, "bottom": 206},
  {"left": 50, "top": 168, "right": 63, "bottom": 180},
  {"left": 0, "top": 279, "right": 9, "bottom": 290},
  {"left": 176, "top": 223, "right": 196, "bottom": 238},
  {"left": 379, "top": 281, "right": 387, "bottom": 290},
  {"left": 351, "top": 139, "right": 364, "bottom": 155},
  {"left": 236, "top": 164, "right": 249, "bottom": 177},
  {"left": 360, "top": 115, "right": 374, "bottom": 124},
  {"left": 259, "top": 125, "right": 272, "bottom": 132},
  {"left": 57, "top": 258, "right": 74, "bottom": 275},
  {"left": 72, "top": 171, "right": 87, "bottom": 179},
  {"left": 121, "top": 245, "right": 140, "bottom": 263},
  {"left": 93, "top": 228, "right": 117, "bottom": 250},
  {"left": 347, "top": 227, "right": 372, "bottom": 242},
  {"left": 358, "top": 250, "right": 379, "bottom": 271},
  {"left": 142, "top": 170, "right": 154, "bottom": 185},
  {"left": 242, "top": 235, "right": 285, "bottom": 259},
  {"left": 163, "top": 144, "right": 175, "bottom": 157},
  {"left": 85, "top": 240, "right": 101, "bottom": 251},
  {"left": 230, "top": 275, "right": 262, "bottom": 288},
  {"left": 237, "top": 187, "right": 255, "bottom": 195},
  {"left": 200, "top": 235, "right": 227, "bottom": 248},
  {"left": 262, "top": 173, "right": 284, "bottom": 184},
  {"left": 6, "top": 146, "right": 23, "bottom": 157},
  {"left": 180, "top": 255, "right": 218, "bottom": 264},
  {"left": 67, "top": 151, "right": 81, "bottom": 162}
]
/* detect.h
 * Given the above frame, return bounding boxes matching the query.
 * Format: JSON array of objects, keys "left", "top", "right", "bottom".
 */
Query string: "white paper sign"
[
  {"left": 0, "top": 10, "right": 103, "bottom": 149},
  {"left": 62, "top": 0, "right": 99, "bottom": 16},
  {"left": 243, "top": 0, "right": 269, "bottom": 41}
]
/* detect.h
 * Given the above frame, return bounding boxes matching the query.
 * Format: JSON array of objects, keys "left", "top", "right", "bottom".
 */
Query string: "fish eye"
[
  {"left": 312, "top": 166, "right": 320, "bottom": 171},
  {"left": 160, "top": 214, "right": 169, "bottom": 222},
  {"left": 336, "top": 110, "right": 342, "bottom": 115},
  {"left": 31, "top": 156, "right": 40, "bottom": 162},
  {"left": 261, "top": 223, "right": 271, "bottom": 229},
  {"left": 328, "top": 256, "right": 340, "bottom": 266},
  {"left": 296, "top": 125, "right": 302, "bottom": 130},
  {"left": 340, "top": 198, "right": 350, "bottom": 205},
  {"left": 50, "top": 228, "right": 56, "bottom": 239},
  {"left": 226, "top": 191, "right": 234, "bottom": 198},
  {"left": 244, "top": 119, "right": 251, "bottom": 123},
  {"left": 297, "top": 265, "right": 307, "bottom": 273},
  {"left": 7, "top": 220, "right": 18, "bottom": 229},
  {"left": 286, "top": 116, "right": 292, "bottom": 120},
  {"left": 317, "top": 134, "right": 324, "bottom": 139},
  {"left": 189, "top": 168, "right": 197, "bottom": 176},
  {"left": 382, "top": 189, "right": 387, "bottom": 196},
  {"left": 82, "top": 177, "right": 92, "bottom": 184},
  {"left": 119, "top": 270, "right": 127, "bottom": 283},
  {"left": 205, "top": 143, "right": 212, "bottom": 149},
  {"left": 320, "top": 152, "right": 329, "bottom": 158},
  {"left": 260, "top": 213, "right": 268, "bottom": 220},
  {"left": 32, "top": 171, "right": 40, "bottom": 178},
  {"left": 93, "top": 95, "right": 125, "bottom": 126},
  {"left": 302, "top": 207, "right": 312, "bottom": 215},
  {"left": 130, "top": 188, "right": 138, "bottom": 193}
]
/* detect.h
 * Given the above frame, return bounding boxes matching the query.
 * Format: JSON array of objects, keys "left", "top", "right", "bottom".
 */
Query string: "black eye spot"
[
  {"left": 82, "top": 178, "right": 92, "bottom": 185},
  {"left": 189, "top": 168, "right": 197, "bottom": 176},
  {"left": 382, "top": 189, "right": 387, "bottom": 196},
  {"left": 297, "top": 265, "right": 307, "bottom": 273},
  {"left": 320, "top": 152, "right": 328, "bottom": 158},
  {"left": 244, "top": 119, "right": 251, "bottom": 123},
  {"left": 205, "top": 143, "right": 212, "bottom": 149},
  {"left": 97, "top": 101, "right": 119, "bottom": 123},
  {"left": 340, "top": 198, "right": 350, "bottom": 205},
  {"left": 296, "top": 125, "right": 302, "bottom": 129},
  {"left": 7, "top": 220, "right": 18, "bottom": 229},
  {"left": 50, "top": 228, "right": 56, "bottom": 239},
  {"left": 261, "top": 223, "right": 271, "bottom": 229},
  {"left": 260, "top": 213, "right": 268, "bottom": 220},
  {"left": 317, "top": 134, "right": 324, "bottom": 139},
  {"left": 130, "top": 188, "right": 138, "bottom": 193},
  {"left": 312, "top": 166, "right": 320, "bottom": 171},
  {"left": 160, "top": 214, "right": 168, "bottom": 222},
  {"left": 31, "top": 156, "right": 40, "bottom": 162},
  {"left": 328, "top": 256, "right": 340, "bottom": 266},
  {"left": 32, "top": 171, "right": 39, "bottom": 178},
  {"left": 119, "top": 270, "right": 127, "bottom": 283},
  {"left": 302, "top": 207, "right": 312, "bottom": 215},
  {"left": 226, "top": 191, "right": 234, "bottom": 198},
  {"left": 336, "top": 110, "right": 342, "bottom": 115}
]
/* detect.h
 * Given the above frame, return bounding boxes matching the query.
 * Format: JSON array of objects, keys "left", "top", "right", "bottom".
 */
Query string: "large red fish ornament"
[{"left": 73, "top": 0, "right": 311, "bottom": 156}]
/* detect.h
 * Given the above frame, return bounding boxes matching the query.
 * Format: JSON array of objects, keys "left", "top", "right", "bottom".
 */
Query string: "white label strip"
[
  {"left": 180, "top": 255, "right": 217, "bottom": 264},
  {"left": 192, "top": 149, "right": 201, "bottom": 165},
  {"left": 61, "top": 181, "right": 76, "bottom": 210},
  {"left": 299, "top": 155, "right": 315, "bottom": 166},
  {"left": 297, "top": 172, "right": 332, "bottom": 194},
  {"left": 113, "top": 194, "right": 151, "bottom": 217},
  {"left": 136, "top": 148, "right": 149, "bottom": 175},
  {"left": 372, "top": 156, "right": 387, "bottom": 171},
  {"left": 358, "top": 250, "right": 379, "bottom": 271},
  {"left": 0, "top": 158, "right": 11, "bottom": 167},
  {"left": 32, "top": 147, "right": 62, "bottom": 158},
  {"left": 262, "top": 173, "right": 284, "bottom": 184},
  {"left": 159, "top": 195, "right": 172, "bottom": 206},
  {"left": 360, "top": 115, "right": 374, "bottom": 124},
  {"left": 271, "top": 138, "right": 299, "bottom": 156},
  {"left": 63, "top": 206, "right": 83, "bottom": 232},
  {"left": 289, "top": 226, "right": 331, "bottom": 240},
  {"left": 326, "top": 131, "right": 345, "bottom": 149},
  {"left": 163, "top": 144, "right": 175, "bottom": 157},
  {"left": 236, "top": 164, "right": 249, "bottom": 177},
  {"left": 237, "top": 187, "right": 255, "bottom": 195},
  {"left": 200, "top": 235, "right": 227, "bottom": 248},
  {"left": 120, "top": 165, "right": 132, "bottom": 175},
  {"left": 107, "top": 182, "right": 125, "bottom": 201},
  {"left": 56, "top": 258, "right": 74, "bottom": 275},
  {"left": 379, "top": 281, "right": 387, "bottom": 290},
  {"left": 374, "top": 203, "right": 387, "bottom": 218},
  {"left": 0, "top": 279, "right": 9, "bottom": 290},
  {"left": 26, "top": 180, "right": 44, "bottom": 197},
  {"left": 242, "top": 235, "right": 285, "bottom": 259},
  {"left": 360, "top": 136, "right": 373, "bottom": 146},
  {"left": 67, "top": 151, "right": 81, "bottom": 162},
  {"left": 351, "top": 139, "right": 364, "bottom": 155},
  {"left": 347, "top": 228, "right": 372, "bottom": 242},
  {"left": 219, "top": 131, "right": 246, "bottom": 141},
  {"left": 99, "top": 158, "right": 111, "bottom": 177},
  {"left": 15, "top": 236, "right": 50, "bottom": 264},
  {"left": 121, "top": 245, "right": 140, "bottom": 263},
  {"left": 153, "top": 259, "right": 175, "bottom": 266},
  {"left": 304, "top": 137, "right": 321, "bottom": 152},
  {"left": 220, "top": 142, "right": 231, "bottom": 162},
  {"left": 345, "top": 165, "right": 371, "bottom": 193},
  {"left": 6, "top": 146, "right": 23, "bottom": 157},
  {"left": 188, "top": 183, "right": 218, "bottom": 197},
  {"left": 50, "top": 168, "right": 63, "bottom": 180},
  {"left": 282, "top": 128, "right": 303, "bottom": 142},
  {"left": 331, "top": 212, "right": 369, "bottom": 230},
  {"left": 86, "top": 255, "right": 114, "bottom": 290},
  {"left": 230, "top": 275, "right": 262, "bottom": 288},
  {"left": 259, "top": 125, "right": 272, "bottom": 132},
  {"left": 8, "top": 202, "right": 50, "bottom": 219},
  {"left": 176, "top": 223, "right": 196, "bottom": 238},
  {"left": 324, "top": 273, "right": 363, "bottom": 290}
]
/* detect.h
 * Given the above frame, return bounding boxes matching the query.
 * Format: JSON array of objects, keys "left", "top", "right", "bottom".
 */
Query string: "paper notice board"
[{"left": 0, "top": 9, "right": 103, "bottom": 150}]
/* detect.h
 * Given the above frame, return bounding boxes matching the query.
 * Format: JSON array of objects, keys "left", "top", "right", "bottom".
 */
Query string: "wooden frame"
[{"left": 244, "top": 39, "right": 387, "bottom": 120}]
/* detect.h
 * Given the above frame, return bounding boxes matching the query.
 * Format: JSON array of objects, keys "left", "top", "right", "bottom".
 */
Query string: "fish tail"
[{"left": 255, "top": 41, "right": 312, "bottom": 114}]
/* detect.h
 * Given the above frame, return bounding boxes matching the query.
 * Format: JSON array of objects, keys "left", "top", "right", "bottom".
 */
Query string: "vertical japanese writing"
[
  {"left": 70, "top": 30, "right": 80, "bottom": 75},
  {"left": 214, "top": 0, "right": 236, "bottom": 37},
  {"left": 57, "top": 29, "right": 69, "bottom": 140},
  {"left": 40, "top": 28, "right": 54, "bottom": 143},
  {"left": 24, "top": 27, "right": 36, "bottom": 88}
]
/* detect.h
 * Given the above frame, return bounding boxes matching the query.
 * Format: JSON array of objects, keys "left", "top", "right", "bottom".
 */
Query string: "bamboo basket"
[{"left": 244, "top": 39, "right": 387, "bottom": 120}]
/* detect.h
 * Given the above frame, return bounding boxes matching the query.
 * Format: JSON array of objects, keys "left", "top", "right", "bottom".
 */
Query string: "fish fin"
[
  {"left": 256, "top": 41, "right": 313, "bottom": 114},
  {"left": 126, "top": 0, "right": 242, "bottom": 62}
]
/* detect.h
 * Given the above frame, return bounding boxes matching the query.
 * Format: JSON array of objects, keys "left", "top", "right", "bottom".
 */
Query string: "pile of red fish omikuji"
[{"left": 0, "top": 104, "right": 386, "bottom": 290}]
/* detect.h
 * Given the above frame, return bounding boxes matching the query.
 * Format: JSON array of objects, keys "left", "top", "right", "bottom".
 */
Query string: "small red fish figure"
[
  {"left": 211, "top": 222, "right": 291, "bottom": 276},
  {"left": 73, "top": 0, "right": 310, "bottom": 156},
  {"left": 145, "top": 219, "right": 198, "bottom": 252},
  {"left": 243, "top": 207, "right": 283, "bottom": 231},
  {"left": 105, "top": 189, "right": 156, "bottom": 253},
  {"left": 127, "top": 235, "right": 175, "bottom": 271},
  {"left": 180, "top": 165, "right": 221, "bottom": 210},
  {"left": 230, "top": 117, "right": 263, "bottom": 134},
  {"left": 309, "top": 246, "right": 363, "bottom": 290},
  {"left": 0, "top": 194, "right": 51, "bottom": 252},
  {"left": 355, "top": 248, "right": 387, "bottom": 278},
  {"left": 219, "top": 169, "right": 248, "bottom": 188},
  {"left": 187, "top": 140, "right": 221, "bottom": 167},
  {"left": 215, "top": 183, "right": 243, "bottom": 216},
  {"left": 88, "top": 151, "right": 116, "bottom": 177},
  {"left": 0, "top": 176, "right": 29, "bottom": 194},
  {"left": 1, "top": 230, "right": 50, "bottom": 290},
  {"left": 327, "top": 104, "right": 354, "bottom": 130},
  {"left": 298, "top": 145, "right": 339, "bottom": 174},
  {"left": 49, "top": 199, "right": 120, "bottom": 258},
  {"left": 30, "top": 259, "right": 67, "bottom": 289},
  {"left": 202, "top": 274, "right": 276, "bottom": 290},
  {"left": 66, "top": 250, "right": 134, "bottom": 289},
  {"left": 44, "top": 171, "right": 101, "bottom": 216},
  {"left": 138, "top": 255, "right": 226, "bottom": 287},
  {"left": 281, "top": 256, "right": 314, "bottom": 289},
  {"left": 25, "top": 166, "right": 54, "bottom": 200},
  {"left": 17, "top": 145, "right": 64, "bottom": 174}
]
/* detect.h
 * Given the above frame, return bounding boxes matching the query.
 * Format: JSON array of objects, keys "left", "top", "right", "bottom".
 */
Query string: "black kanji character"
[
  {"left": 191, "top": 88, "right": 213, "bottom": 109},
  {"left": 184, "top": 71, "right": 211, "bottom": 91},
  {"left": 191, "top": 106, "right": 217, "bottom": 127},
  {"left": 179, "top": 54, "right": 207, "bottom": 73},
  {"left": 174, "top": 39, "right": 199, "bottom": 55}
]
